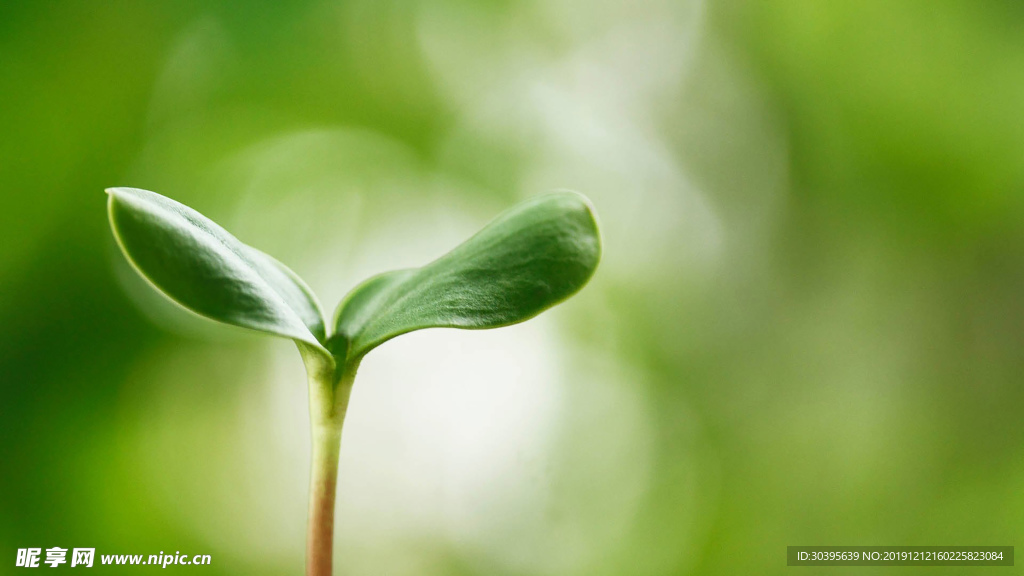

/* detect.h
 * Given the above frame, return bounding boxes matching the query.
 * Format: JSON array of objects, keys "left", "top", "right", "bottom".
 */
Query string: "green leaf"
[
  {"left": 332, "top": 191, "right": 601, "bottom": 360},
  {"left": 107, "top": 187, "right": 328, "bottom": 351}
]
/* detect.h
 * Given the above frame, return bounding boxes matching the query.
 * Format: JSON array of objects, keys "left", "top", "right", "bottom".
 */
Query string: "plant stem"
[{"left": 303, "top": 348, "right": 359, "bottom": 576}]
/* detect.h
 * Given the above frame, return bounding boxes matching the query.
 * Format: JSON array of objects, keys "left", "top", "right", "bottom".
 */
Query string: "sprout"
[{"left": 107, "top": 187, "right": 601, "bottom": 575}]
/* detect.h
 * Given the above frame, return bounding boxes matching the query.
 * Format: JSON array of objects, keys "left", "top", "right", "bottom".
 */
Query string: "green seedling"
[{"left": 106, "top": 187, "right": 601, "bottom": 576}]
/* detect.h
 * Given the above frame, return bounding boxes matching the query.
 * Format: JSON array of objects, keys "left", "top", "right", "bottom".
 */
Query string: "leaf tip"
[
  {"left": 105, "top": 188, "right": 141, "bottom": 219},
  {"left": 105, "top": 187, "right": 131, "bottom": 199},
  {"left": 547, "top": 188, "right": 603, "bottom": 263}
]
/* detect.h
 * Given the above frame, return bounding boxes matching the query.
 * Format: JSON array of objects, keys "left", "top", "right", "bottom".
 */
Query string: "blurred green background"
[{"left": 2, "top": 1, "right": 1024, "bottom": 574}]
